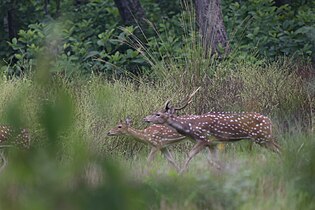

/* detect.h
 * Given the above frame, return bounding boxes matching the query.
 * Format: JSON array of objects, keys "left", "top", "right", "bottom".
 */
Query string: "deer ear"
[
  {"left": 164, "top": 100, "right": 172, "bottom": 111},
  {"left": 168, "top": 107, "right": 176, "bottom": 115},
  {"left": 164, "top": 100, "right": 176, "bottom": 114},
  {"left": 125, "top": 117, "right": 132, "bottom": 125}
]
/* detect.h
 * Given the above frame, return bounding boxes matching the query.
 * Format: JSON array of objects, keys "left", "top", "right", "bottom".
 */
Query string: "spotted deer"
[
  {"left": 107, "top": 117, "right": 186, "bottom": 171},
  {"left": 0, "top": 125, "right": 31, "bottom": 172},
  {"left": 144, "top": 100, "right": 280, "bottom": 172},
  {"left": 0, "top": 125, "right": 30, "bottom": 148},
  {"left": 107, "top": 88, "right": 203, "bottom": 171}
]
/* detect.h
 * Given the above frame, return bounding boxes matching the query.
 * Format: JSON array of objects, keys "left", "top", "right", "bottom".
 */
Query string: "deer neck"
[
  {"left": 126, "top": 127, "right": 148, "bottom": 144},
  {"left": 166, "top": 117, "right": 190, "bottom": 136}
]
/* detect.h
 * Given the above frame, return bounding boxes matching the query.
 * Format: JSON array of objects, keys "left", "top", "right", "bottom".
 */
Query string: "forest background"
[{"left": 0, "top": 0, "right": 315, "bottom": 209}]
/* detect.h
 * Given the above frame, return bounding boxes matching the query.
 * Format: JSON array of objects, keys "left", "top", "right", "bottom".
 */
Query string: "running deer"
[
  {"left": 144, "top": 100, "right": 280, "bottom": 172},
  {"left": 107, "top": 88, "right": 202, "bottom": 171},
  {"left": 107, "top": 117, "right": 185, "bottom": 171}
]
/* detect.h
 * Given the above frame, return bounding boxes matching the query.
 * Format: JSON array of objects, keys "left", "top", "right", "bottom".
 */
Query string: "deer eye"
[
  {"left": 118, "top": 125, "right": 122, "bottom": 128},
  {"left": 155, "top": 113, "right": 160, "bottom": 117}
]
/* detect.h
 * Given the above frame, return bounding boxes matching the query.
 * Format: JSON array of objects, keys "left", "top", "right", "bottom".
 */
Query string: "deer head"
[
  {"left": 144, "top": 103, "right": 172, "bottom": 124},
  {"left": 107, "top": 117, "right": 132, "bottom": 136},
  {"left": 144, "top": 87, "right": 201, "bottom": 124}
]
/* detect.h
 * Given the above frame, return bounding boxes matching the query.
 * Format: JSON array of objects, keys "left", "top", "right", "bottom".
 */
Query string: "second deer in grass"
[
  {"left": 144, "top": 100, "right": 280, "bottom": 172},
  {"left": 0, "top": 125, "right": 30, "bottom": 148},
  {"left": 0, "top": 125, "right": 31, "bottom": 172},
  {"left": 107, "top": 117, "right": 186, "bottom": 171}
]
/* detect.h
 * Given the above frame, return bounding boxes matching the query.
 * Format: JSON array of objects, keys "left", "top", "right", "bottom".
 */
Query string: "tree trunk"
[
  {"left": 44, "top": 0, "right": 50, "bottom": 16},
  {"left": 274, "top": 0, "right": 291, "bottom": 7},
  {"left": 55, "top": 0, "right": 61, "bottom": 17},
  {"left": 195, "top": 0, "right": 230, "bottom": 57},
  {"left": 44, "top": 0, "right": 61, "bottom": 17},
  {"left": 7, "top": 2, "right": 18, "bottom": 40},
  {"left": 73, "top": 0, "right": 89, "bottom": 6},
  {"left": 113, "top": 0, "right": 146, "bottom": 27}
]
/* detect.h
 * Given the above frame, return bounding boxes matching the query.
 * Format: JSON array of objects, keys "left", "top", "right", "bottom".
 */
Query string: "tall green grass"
[
  {"left": 0, "top": 56, "right": 314, "bottom": 209},
  {"left": 0, "top": 14, "right": 314, "bottom": 209}
]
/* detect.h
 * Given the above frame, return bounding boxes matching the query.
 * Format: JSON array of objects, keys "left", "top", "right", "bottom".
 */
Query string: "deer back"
[
  {"left": 180, "top": 112, "right": 272, "bottom": 141},
  {"left": 145, "top": 111, "right": 273, "bottom": 141},
  {"left": 0, "top": 125, "right": 30, "bottom": 148},
  {"left": 143, "top": 124, "right": 184, "bottom": 143}
]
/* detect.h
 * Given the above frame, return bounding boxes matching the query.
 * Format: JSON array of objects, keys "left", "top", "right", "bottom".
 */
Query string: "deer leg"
[
  {"left": 206, "top": 145, "right": 221, "bottom": 170},
  {"left": 161, "top": 148, "right": 180, "bottom": 172},
  {"left": 180, "top": 141, "right": 207, "bottom": 174},
  {"left": 255, "top": 138, "right": 281, "bottom": 155},
  {"left": 147, "top": 147, "right": 159, "bottom": 162},
  {"left": 264, "top": 140, "right": 281, "bottom": 154},
  {"left": 217, "top": 143, "right": 225, "bottom": 152},
  {"left": 248, "top": 141, "right": 254, "bottom": 151},
  {"left": 0, "top": 151, "right": 7, "bottom": 173}
]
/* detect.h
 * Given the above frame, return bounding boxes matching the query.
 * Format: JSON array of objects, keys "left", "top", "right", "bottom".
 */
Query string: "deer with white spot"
[
  {"left": 107, "top": 117, "right": 186, "bottom": 171},
  {"left": 144, "top": 100, "right": 280, "bottom": 173},
  {"left": 0, "top": 126, "right": 30, "bottom": 148},
  {"left": 107, "top": 89, "right": 203, "bottom": 171},
  {"left": 0, "top": 125, "right": 31, "bottom": 172}
]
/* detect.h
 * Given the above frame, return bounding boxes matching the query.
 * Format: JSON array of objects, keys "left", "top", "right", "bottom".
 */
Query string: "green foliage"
[
  {"left": 223, "top": 0, "right": 315, "bottom": 59},
  {"left": 3, "top": 0, "right": 313, "bottom": 76},
  {"left": 0, "top": 55, "right": 314, "bottom": 209},
  {"left": 7, "top": 23, "right": 45, "bottom": 74},
  {"left": 4, "top": 0, "right": 159, "bottom": 76},
  {"left": 0, "top": 0, "right": 49, "bottom": 59},
  {"left": 0, "top": 1, "right": 314, "bottom": 208}
]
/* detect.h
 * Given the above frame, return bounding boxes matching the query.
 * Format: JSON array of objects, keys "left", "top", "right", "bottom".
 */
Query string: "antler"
[
  {"left": 163, "top": 100, "right": 172, "bottom": 112},
  {"left": 174, "top": 86, "right": 201, "bottom": 111},
  {"left": 163, "top": 87, "right": 201, "bottom": 113},
  {"left": 125, "top": 117, "right": 132, "bottom": 125}
]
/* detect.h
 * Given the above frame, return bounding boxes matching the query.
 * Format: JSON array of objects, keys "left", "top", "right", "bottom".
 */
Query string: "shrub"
[{"left": 223, "top": 0, "right": 315, "bottom": 60}]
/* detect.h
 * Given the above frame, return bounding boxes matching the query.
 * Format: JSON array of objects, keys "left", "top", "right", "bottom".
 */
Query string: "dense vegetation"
[
  {"left": 0, "top": 59, "right": 314, "bottom": 209},
  {"left": 0, "top": 0, "right": 314, "bottom": 209},
  {"left": 0, "top": 0, "right": 314, "bottom": 76}
]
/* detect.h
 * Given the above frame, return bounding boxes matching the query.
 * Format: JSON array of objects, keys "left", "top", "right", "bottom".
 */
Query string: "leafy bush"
[
  {"left": 7, "top": 23, "right": 46, "bottom": 75},
  {"left": 2, "top": 0, "right": 315, "bottom": 77},
  {"left": 0, "top": 75, "right": 311, "bottom": 210},
  {"left": 223, "top": 0, "right": 315, "bottom": 59},
  {"left": 0, "top": 51, "right": 314, "bottom": 209}
]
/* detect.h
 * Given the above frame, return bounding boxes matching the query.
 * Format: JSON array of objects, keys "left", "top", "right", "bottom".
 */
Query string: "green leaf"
[
  {"left": 15, "top": 54, "right": 24, "bottom": 60},
  {"left": 97, "top": 40, "right": 104, "bottom": 46},
  {"left": 85, "top": 51, "right": 100, "bottom": 60},
  {"left": 12, "top": 38, "right": 17, "bottom": 45}
]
